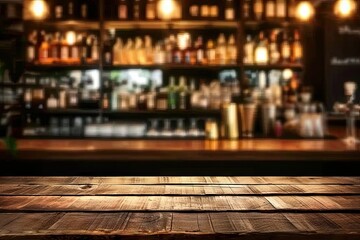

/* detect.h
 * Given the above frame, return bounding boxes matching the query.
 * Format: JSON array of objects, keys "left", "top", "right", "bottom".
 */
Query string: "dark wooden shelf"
[
  {"left": 24, "top": 109, "right": 101, "bottom": 116},
  {"left": 243, "top": 63, "right": 303, "bottom": 70},
  {"left": 105, "top": 20, "right": 239, "bottom": 30},
  {"left": 23, "top": 20, "right": 99, "bottom": 30},
  {"left": 104, "top": 64, "right": 239, "bottom": 71},
  {"left": 26, "top": 63, "right": 100, "bottom": 71},
  {"left": 103, "top": 109, "right": 221, "bottom": 118},
  {"left": 244, "top": 19, "right": 305, "bottom": 29}
]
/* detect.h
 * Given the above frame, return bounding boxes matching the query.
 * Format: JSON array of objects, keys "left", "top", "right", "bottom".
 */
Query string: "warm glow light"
[
  {"left": 66, "top": 31, "right": 76, "bottom": 45},
  {"left": 255, "top": 47, "right": 269, "bottom": 64},
  {"left": 157, "top": 0, "right": 176, "bottom": 19},
  {"left": 334, "top": 0, "right": 357, "bottom": 18},
  {"left": 177, "top": 32, "right": 190, "bottom": 50},
  {"left": 295, "top": 1, "right": 315, "bottom": 21},
  {"left": 282, "top": 69, "right": 294, "bottom": 80},
  {"left": 30, "top": 0, "right": 47, "bottom": 19}
]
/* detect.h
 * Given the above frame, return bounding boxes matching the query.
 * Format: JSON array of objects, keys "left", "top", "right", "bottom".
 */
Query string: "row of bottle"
[
  {"left": 49, "top": 0, "right": 98, "bottom": 20},
  {"left": 22, "top": 116, "right": 206, "bottom": 138},
  {"left": 107, "top": 33, "right": 237, "bottom": 66},
  {"left": 27, "top": 31, "right": 99, "bottom": 64},
  {"left": 243, "top": 0, "right": 298, "bottom": 20},
  {"left": 244, "top": 30, "right": 302, "bottom": 65},
  {"left": 32, "top": 0, "right": 298, "bottom": 21},
  {"left": 103, "top": 76, "right": 240, "bottom": 111}
]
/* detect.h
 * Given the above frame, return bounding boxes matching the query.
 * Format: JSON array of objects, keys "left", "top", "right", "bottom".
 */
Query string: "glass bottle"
[
  {"left": 276, "top": 0, "right": 286, "bottom": 18},
  {"left": 254, "top": 0, "right": 264, "bottom": 20},
  {"left": 27, "top": 30, "right": 37, "bottom": 63},
  {"left": 196, "top": 36, "right": 205, "bottom": 64},
  {"left": 146, "top": 0, "right": 156, "bottom": 20},
  {"left": 92, "top": 37, "right": 99, "bottom": 63},
  {"left": 225, "top": 0, "right": 235, "bottom": 20},
  {"left": 168, "top": 76, "right": 177, "bottom": 110},
  {"left": 227, "top": 34, "right": 237, "bottom": 64},
  {"left": 178, "top": 76, "right": 190, "bottom": 110},
  {"left": 39, "top": 33, "right": 49, "bottom": 64},
  {"left": 54, "top": 0, "right": 64, "bottom": 19},
  {"left": 243, "top": 0, "right": 252, "bottom": 20},
  {"left": 244, "top": 35, "right": 254, "bottom": 64},
  {"left": 118, "top": 0, "right": 128, "bottom": 19},
  {"left": 113, "top": 37, "right": 123, "bottom": 65},
  {"left": 80, "top": 0, "right": 88, "bottom": 19},
  {"left": 217, "top": 33, "right": 227, "bottom": 65},
  {"left": 144, "top": 35, "right": 153, "bottom": 64},
  {"left": 269, "top": 30, "right": 280, "bottom": 64},
  {"left": 281, "top": 31, "right": 291, "bottom": 64},
  {"left": 51, "top": 32, "right": 60, "bottom": 62},
  {"left": 174, "top": 119, "right": 187, "bottom": 137},
  {"left": 67, "top": 0, "right": 75, "bottom": 19},
  {"left": 133, "top": 0, "right": 141, "bottom": 20},
  {"left": 60, "top": 35, "right": 69, "bottom": 63},
  {"left": 254, "top": 32, "right": 268, "bottom": 65},
  {"left": 206, "top": 40, "right": 216, "bottom": 64},
  {"left": 292, "top": 30, "right": 303, "bottom": 64},
  {"left": 266, "top": 0, "right": 276, "bottom": 19}
]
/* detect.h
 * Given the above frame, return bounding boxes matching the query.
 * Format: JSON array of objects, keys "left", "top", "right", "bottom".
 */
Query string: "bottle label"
[
  {"left": 71, "top": 46, "right": 79, "bottom": 59},
  {"left": 277, "top": 1, "right": 286, "bottom": 18},
  {"left": 282, "top": 45, "right": 291, "bottom": 59},
  {"left": 61, "top": 46, "right": 69, "bottom": 60},
  {"left": 266, "top": 2, "right": 275, "bottom": 18}
]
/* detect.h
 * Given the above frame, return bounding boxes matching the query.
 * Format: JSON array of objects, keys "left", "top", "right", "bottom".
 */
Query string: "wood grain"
[{"left": 0, "top": 177, "right": 359, "bottom": 239}]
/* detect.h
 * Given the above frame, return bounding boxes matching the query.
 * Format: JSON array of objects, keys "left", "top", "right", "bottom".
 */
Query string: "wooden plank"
[
  {"left": 0, "top": 196, "right": 275, "bottom": 212},
  {"left": 1, "top": 177, "right": 359, "bottom": 186},
  {"left": 284, "top": 213, "right": 343, "bottom": 233},
  {"left": 120, "top": 212, "right": 172, "bottom": 234},
  {"left": 266, "top": 196, "right": 360, "bottom": 211},
  {"left": 171, "top": 213, "right": 213, "bottom": 233}
]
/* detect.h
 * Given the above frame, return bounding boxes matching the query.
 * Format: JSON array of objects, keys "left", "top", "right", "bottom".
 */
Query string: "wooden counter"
[{"left": 1, "top": 127, "right": 359, "bottom": 175}]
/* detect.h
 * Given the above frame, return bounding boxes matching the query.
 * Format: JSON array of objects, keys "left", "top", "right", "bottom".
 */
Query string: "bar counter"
[{"left": 1, "top": 127, "right": 359, "bottom": 175}]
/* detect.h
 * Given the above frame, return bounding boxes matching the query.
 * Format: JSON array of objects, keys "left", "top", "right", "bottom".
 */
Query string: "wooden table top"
[{"left": 0, "top": 176, "right": 359, "bottom": 240}]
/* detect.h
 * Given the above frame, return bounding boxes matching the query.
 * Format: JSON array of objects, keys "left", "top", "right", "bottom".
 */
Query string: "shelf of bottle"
[
  {"left": 104, "top": 64, "right": 239, "bottom": 71},
  {"left": 243, "top": 63, "right": 303, "bottom": 70},
  {"left": 104, "top": 20, "right": 239, "bottom": 30},
  {"left": 22, "top": 109, "right": 221, "bottom": 118},
  {"left": 243, "top": 19, "right": 305, "bottom": 29},
  {"left": 24, "top": 20, "right": 100, "bottom": 30},
  {"left": 25, "top": 63, "right": 100, "bottom": 71}
]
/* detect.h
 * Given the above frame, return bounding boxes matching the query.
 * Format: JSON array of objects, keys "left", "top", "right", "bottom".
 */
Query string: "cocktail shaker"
[
  {"left": 221, "top": 103, "right": 239, "bottom": 139},
  {"left": 261, "top": 103, "right": 276, "bottom": 136},
  {"left": 238, "top": 103, "right": 257, "bottom": 138}
]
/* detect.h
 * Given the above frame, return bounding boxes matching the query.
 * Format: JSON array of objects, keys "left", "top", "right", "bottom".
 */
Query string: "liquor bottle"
[
  {"left": 146, "top": 0, "right": 156, "bottom": 20},
  {"left": 217, "top": 34, "right": 227, "bottom": 65},
  {"left": 24, "top": 89, "right": 32, "bottom": 109},
  {"left": 168, "top": 76, "right": 177, "bottom": 110},
  {"left": 118, "top": 0, "right": 128, "bottom": 19},
  {"left": 102, "top": 93, "right": 110, "bottom": 109},
  {"left": 91, "top": 37, "right": 99, "bottom": 63},
  {"left": 70, "top": 33, "right": 80, "bottom": 63},
  {"left": 173, "top": 40, "right": 182, "bottom": 64},
  {"left": 292, "top": 30, "right": 303, "bottom": 63},
  {"left": 39, "top": 32, "right": 49, "bottom": 64},
  {"left": 147, "top": 80, "right": 156, "bottom": 110},
  {"left": 184, "top": 37, "right": 192, "bottom": 64},
  {"left": 50, "top": 32, "right": 60, "bottom": 62},
  {"left": 288, "top": 0, "right": 297, "bottom": 18},
  {"left": 47, "top": 94, "right": 59, "bottom": 109},
  {"left": 207, "top": 40, "right": 216, "bottom": 64},
  {"left": 133, "top": 0, "right": 141, "bottom": 20},
  {"left": 60, "top": 35, "right": 69, "bottom": 62},
  {"left": 254, "top": 31, "right": 269, "bottom": 65},
  {"left": 126, "top": 39, "right": 136, "bottom": 64},
  {"left": 136, "top": 37, "right": 147, "bottom": 64},
  {"left": 178, "top": 76, "right": 190, "bottom": 110},
  {"left": 281, "top": 31, "right": 291, "bottom": 64},
  {"left": 269, "top": 30, "right": 280, "bottom": 64},
  {"left": 113, "top": 37, "right": 123, "bottom": 65},
  {"left": 210, "top": 5, "right": 219, "bottom": 18},
  {"left": 67, "top": 0, "right": 75, "bottom": 19},
  {"left": 243, "top": 0, "right": 252, "bottom": 20},
  {"left": 27, "top": 31, "right": 37, "bottom": 63},
  {"left": 225, "top": 0, "right": 235, "bottom": 20},
  {"left": 189, "top": 4, "right": 200, "bottom": 19},
  {"left": 80, "top": 0, "right": 88, "bottom": 19},
  {"left": 227, "top": 34, "right": 237, "bottom": 64},
  {"left": 80, "top": 34, "right": 87, "bottom": 63},
  {"left": 288, "top": 76, "right": 299, "bottom": 104},
  {"left": 54, "top": 0, "right": 64, "bottom": 19},
  {"left": 165, "top": 38, "right": 173, "bottom": 64},
  {"left": 276, "top": 0, "right": 286, "bottom": 18},
  {"left": 104, "top": 38, "right": 113, "bottom": 65},
  {"left": 254, "top": 0, "right": 264, "bottom": 20},
  {"left": 266, "top": 0, "right": 276, "bottom": 19},
  {"left": 196, "top": 36, "right": 205, "bottom": 64},
  {"left": 200, "top": 5, "right": 210, "bottom": 18},
  {"left": 244, "top": 35, "right": 254, "bottom": 64},
  {"left": 144, "top": 36, "right": 153, "bottom": 64}
]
